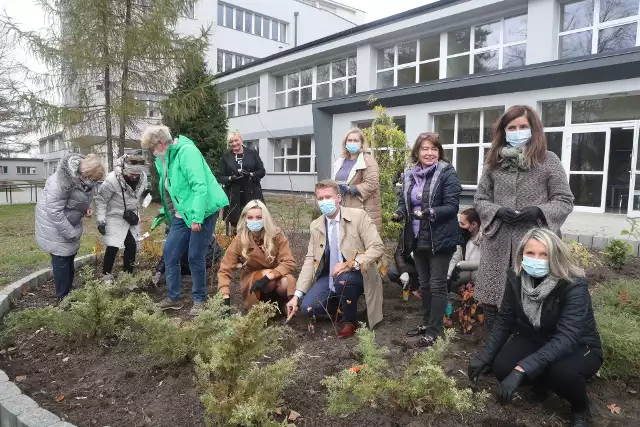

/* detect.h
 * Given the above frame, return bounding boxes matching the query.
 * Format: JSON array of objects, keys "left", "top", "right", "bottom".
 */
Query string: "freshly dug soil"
[{"left": 1, "top": 242, "right": 639, "bottom": 427}]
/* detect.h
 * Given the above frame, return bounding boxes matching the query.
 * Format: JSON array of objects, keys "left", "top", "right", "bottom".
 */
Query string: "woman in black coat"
[
  {"left": 393, "top": 132, "right": 463, "bottom": 347},
  {"left": 218, "top": 132, "right": 266, "bottom": 231},
  {"left": 468, "top": 228, "right": 602, "bottom": 427}
]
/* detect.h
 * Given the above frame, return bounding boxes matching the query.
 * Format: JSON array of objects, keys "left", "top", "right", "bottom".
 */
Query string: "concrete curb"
[
  {"left": 563, "top": 234, "right": 640, "bottom": 256},
  {"left": 1, "top": 254, "right": 94, "bottom": 427}
]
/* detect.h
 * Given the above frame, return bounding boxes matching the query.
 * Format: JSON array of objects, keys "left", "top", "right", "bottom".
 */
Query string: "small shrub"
[
  {"left": 621, "top": 218, "right": 640, "bottom": 242},
  {"left": 139, "top": 238, "right": 164, "bottom": 264},
  {"left": 566, "top": 240, "right": 602, "bottom": 269},
  {"left": 195, "top": 302, "right": 299, "bottom": 427},
  {"left": 323, "top": 328, "right": 487, "bottom": 416},
  {"left": 2, "top": 272, "right": 154, "bottom": 342},
  {"left": 124, "top": 294, "right": 234, "bottom": 364},
  {"left": 603, "top": 239, "right": 633, "bottom": 269},
  {"left": 593, "top": 280, "right": 640, "bottom": 379}
]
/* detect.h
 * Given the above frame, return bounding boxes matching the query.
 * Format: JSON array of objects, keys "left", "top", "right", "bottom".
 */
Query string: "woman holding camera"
[{"left": 95, "top": 155, "right": 148, "bottom": 284}]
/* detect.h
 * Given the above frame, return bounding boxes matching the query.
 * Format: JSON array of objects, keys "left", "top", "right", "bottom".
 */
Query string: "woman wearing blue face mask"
[
  {"left": 332, "top": 128, "right": 382, "bottom": 231},
  {"left": 474, "top": 105, "right": 574, "bottom": 328},
  {"left": 217, "top": 200, "right": 296, "bottom": 310},
  {"left": 468, "top": 228, "right": 602, "bottom": 427}
]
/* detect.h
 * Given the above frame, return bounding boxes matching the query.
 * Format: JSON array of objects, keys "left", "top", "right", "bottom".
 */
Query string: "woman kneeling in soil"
[
  {"left": 217, "top": 200, "right": 296, "bottom": 309},
  {"left": 468, "top": 228, "right": 602, "bottom": 427}
]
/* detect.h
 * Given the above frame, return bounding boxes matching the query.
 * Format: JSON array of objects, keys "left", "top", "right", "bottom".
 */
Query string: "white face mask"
[{"left": 506, "top": 129, "right": 532, "bottom": 148}]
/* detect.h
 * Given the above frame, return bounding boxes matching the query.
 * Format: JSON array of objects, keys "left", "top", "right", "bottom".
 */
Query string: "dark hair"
[
  {"left": 410, "top": 132, "right": 447, "bottom": 164},
  {"left": 485, "top": 105, "right": 547, "bottom": 170},
  {"left": 460, "top": 207, "right": 481, "bottom": 226},
  {"left": 315, "top": 179, "right": 340, "bottom": 194}
]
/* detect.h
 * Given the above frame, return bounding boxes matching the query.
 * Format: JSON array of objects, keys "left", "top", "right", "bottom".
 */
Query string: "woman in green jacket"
[{"left": 141, "top": 125, "right": 229, "bottom": 316}]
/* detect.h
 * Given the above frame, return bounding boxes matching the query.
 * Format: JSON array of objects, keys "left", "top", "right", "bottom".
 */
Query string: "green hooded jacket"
[{"left": 155, "top": 135, "right": 229, "bottom": 227}]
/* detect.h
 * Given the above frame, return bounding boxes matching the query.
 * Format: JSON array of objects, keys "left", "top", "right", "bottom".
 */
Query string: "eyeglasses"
[{"left": 419, "top": 132, "right": 440, "bottom": 138}]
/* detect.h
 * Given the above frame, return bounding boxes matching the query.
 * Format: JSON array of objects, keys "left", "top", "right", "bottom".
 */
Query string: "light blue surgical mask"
[
  {"left": 246, "top": 220, "right": 264, "bottom": 232},
  {"left": 318, "top": 199, "right": 337, "bottom": 217},
  {"left": 506, "top": 129, "right": 532, "bottom": 148},
  {"left": 345, "top": 142, "right": 360, "bottom": 155},
  {"left": 522, "top": 256, "right": 549, "bottom": 278}
]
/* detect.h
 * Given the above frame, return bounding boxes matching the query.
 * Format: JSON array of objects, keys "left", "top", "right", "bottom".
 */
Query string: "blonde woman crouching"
[{"left": 217, "top": 200, "right": 297, "bottom": 309}]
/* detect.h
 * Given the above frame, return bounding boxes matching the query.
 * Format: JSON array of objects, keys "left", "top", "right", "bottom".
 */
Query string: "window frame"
[
  {"left": 376, "top": 14, "right": 528, "bottom": 88},
  {"left": 271, "top": 136, "right": 316, "bottom": 174},
  {"left": 558, "top": 0, "right": 640, "bottom": 58},
  {"left": 433, "top": 107, "right": 506, "bottom": 188},
  {"left": 0, "top": 166, "right": 7, "bottom": 174},
  {"left": 223, "top": 82, "right": 260, "bottom": 118},
  {"left": 217, "top": 1, "right": 288, "bottom": 43},
  {"left": 217, "top": 49, "right": 257, "bottom": 72},
  {"left": 315, "top": 56, "right": 357, "bottom": 100},
  {"left": 16, "top": 166, "right": 37, "bottom": 175},
  {"left": 274, "top": 68, "right": 314, "bottom": 108}
]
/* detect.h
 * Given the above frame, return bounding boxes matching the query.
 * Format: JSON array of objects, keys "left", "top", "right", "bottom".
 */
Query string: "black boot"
[
  {"left": 483, "top": 304, "right": 498, "bottom": 330},
  {"left": 571, "top": 410, "right": 589, "bottom": 427}
]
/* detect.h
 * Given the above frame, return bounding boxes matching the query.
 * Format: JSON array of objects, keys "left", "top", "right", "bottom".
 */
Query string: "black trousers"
[
  {"left": 103, "top": 230, "right": 137, "bottom": 275},
  {"left": 492, "top": 334, "right": 602, "bottom": 412},
  {"left": 413, "top": 249, "right": 453, "bottom": 337}
]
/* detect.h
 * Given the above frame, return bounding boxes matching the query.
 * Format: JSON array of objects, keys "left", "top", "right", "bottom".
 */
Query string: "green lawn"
[{"left": 0, "top": 194, "right": 313, "bottom": 288}]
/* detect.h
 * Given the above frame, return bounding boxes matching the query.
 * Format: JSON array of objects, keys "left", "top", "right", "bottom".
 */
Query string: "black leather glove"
[
  {"left": 391, "top": 211, "right": 404, "bottom": 223},
  {"left": 467, "top": 357, "right": 490, "bottom": 384},
  {"left": 497, "top": 369, "right": 525, "bottom": 405},
  {"left": 450, "top": 265, "right": 461, "bottom": 283},
  {"left": 98, "top": 222, "right": 106, "bottom": 236},
  {"left": 412, "top": 209, "right": 432, "bottom": 221},
  {"left": 496, "top": 207, "right": 518, "bottom": 224},
  {"left": 240, "top": 169, "right": 252, "bottom": 178},
  {"left": 250, "top": 275, "right": 270, "bottom": 294},
  {"left": 141, "top": 189, "right": 150, "bottom": 199},
  {"left": 228, "top": 175, "right": 241, "bottom": 182},
  {"left": 516, "top": 206, "right": 543, "bottom": 223}
]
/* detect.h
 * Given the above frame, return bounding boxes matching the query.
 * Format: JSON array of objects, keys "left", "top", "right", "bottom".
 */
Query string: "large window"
[
  {"left": 316, "top": 57, "right": 357, "bottom": 99},
  {"left": 16, "top": 166, "right": 37, "bottom": 175},
  {"left": 272, "top": 136, "right": 314, "bottom": 173},
  {"left": 0, "top": 166, "right": 7, "bottom": 174},
  {"left": 275, "top": 68, "right": 313, "bottom": 108},
  {"left": 377, "top": 15, "right": 527, "bottom": 88},
  {"left": 559, "top": 0, "right": 640, "bottom": 59},
  {"left": 223, "top": 83, "right": 260, "bottom": 118},
  {"left": 217, "top": 2, "right": 288, "bottom": 43},
  {"left": 541, "top": 95, "right": 640, "bottom": 126},
  {"left": 217, "top": 49, "right": 257, "bottom": 72},
  {"left": 434, "top": 107, "right": 505, "bottom": 186}
]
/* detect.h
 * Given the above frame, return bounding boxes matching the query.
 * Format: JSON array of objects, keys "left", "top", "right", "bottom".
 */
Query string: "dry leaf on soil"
[
  {"left": 55, "top": 394, "right": 65, "bottom": 402},
  {"left": 607, "top": 403, "right": 622, "bottom": 414},
  {"left": 15, "top": 375, "right": 26, "bottom": 382},
  {"left": 288, "top": 410, "right": 301, "bottom": 421}
]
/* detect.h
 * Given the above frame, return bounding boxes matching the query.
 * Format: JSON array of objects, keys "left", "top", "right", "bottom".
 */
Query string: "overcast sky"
[{"left": 340, "top": 0, "right": 437, "bottom": 21}]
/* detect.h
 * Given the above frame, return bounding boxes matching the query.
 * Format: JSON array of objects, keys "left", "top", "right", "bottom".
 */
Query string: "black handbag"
[{"left": 120, "top": 183, "right": 139, "bottom": 226}]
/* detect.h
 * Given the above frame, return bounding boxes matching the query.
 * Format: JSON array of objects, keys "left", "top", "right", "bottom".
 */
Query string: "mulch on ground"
[{"left": 1, "top": 240, "right": 639, "bottom": 427}]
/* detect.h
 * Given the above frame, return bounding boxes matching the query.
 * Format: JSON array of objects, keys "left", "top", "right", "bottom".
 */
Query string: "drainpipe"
[{"left": 294, "top": 12, "right": 299, "bottom": 47}]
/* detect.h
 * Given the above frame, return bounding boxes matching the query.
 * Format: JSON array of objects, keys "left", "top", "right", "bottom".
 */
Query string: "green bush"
[
  {"left": 195, "top": 302, "right": 299, "bottom": 427},
  {"left": 124, "top": 294, "right": 234, "bottom": 364},
  {"left": 592, "top": 280, "right": 640, "bottom": 379},
  {"left": 603, "top": 239, "right": 633, "bottom": 269},
  {"left": 323, "top": 328, "right": 487, "bottom": 416},
  {"left": 2, "top": 271, "right": 154, "bottom": 342}
]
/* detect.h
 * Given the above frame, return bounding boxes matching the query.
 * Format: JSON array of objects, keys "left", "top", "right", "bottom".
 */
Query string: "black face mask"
[
  {"left": 125, "top": 175, "right": 140, "bottom": 187},
  {"left": 460, "top": 227, "right": 471, "bottom": 241}
]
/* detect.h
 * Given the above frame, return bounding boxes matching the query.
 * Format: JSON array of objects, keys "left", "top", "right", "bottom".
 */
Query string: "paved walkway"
[{"left": 562, "top": 212, "right": 638, "bottom": 240}]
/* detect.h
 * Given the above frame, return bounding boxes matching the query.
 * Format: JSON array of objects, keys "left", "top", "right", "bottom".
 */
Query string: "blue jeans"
[
  {"left": 51, "top": 254, "right": 76, "bottom": 300},
  {"left": 301, "top": 271, "right": 364, "bottom": 322},
  {"left": 163, "top": 213, "right": 217, "bottom": 302}
]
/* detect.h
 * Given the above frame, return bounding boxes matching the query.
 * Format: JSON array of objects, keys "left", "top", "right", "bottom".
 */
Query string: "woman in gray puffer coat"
[
  {"left": 95, "top": 155, "right": 148, "bottom": 284},
  {"left": 474, "top": 105, "right": 574, "bottom": 327},
  {"left": 35, "top": 153, "right": 105, "bottom": 300}
]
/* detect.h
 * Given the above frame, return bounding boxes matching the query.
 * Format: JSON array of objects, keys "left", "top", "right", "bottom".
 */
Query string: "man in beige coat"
[{"left": 286, "top": 180, "right": 385, "bottom": 337}]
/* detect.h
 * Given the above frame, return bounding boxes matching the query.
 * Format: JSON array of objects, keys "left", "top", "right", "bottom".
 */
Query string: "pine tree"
[
  {"left": 1, "top": 0, "right": 210, "bottom": 170},
  {"left": 162, "top": 54, "right": 228, "bottom": 173}
]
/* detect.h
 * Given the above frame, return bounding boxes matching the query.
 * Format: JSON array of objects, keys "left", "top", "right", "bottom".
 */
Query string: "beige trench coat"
[
  {"left": 333, "top": 153, "right": 382, "bottom": 232},
  {"left": 297, "top": 206, "right": 385, "bottom": 328}
]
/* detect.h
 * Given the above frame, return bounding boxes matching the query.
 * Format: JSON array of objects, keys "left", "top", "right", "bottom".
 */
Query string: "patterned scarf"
[
  {"left": 499, "top": 146, "right": 529, "bottom": 172},
  {"left": 520, "top": 273, "right": 560, "bottom": 329}
]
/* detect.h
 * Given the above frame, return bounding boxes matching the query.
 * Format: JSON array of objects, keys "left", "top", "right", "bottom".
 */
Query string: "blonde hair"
[
  {"left": 79, "top": 154, "right": 106, "bottom": 180},
  {"left": 236, "top": 200, "right": 280, "bottom": 265},
  {"left": 514, "top": 228, "right": 585, "bottom": 281},
  {"left": 341, "top": 127, "right": 368, "bottom": 158},
  {"left": 228, "top": 131, "right": 242, "bottom": 146},
  {"left": 141, "top": 125, "right": 172, "bottom": 149},
  {"left": 315, "top": 179, "right": 340, "bottom": 195}
]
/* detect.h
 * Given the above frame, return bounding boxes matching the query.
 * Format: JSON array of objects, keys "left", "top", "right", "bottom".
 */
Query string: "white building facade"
[{"left": 217, "top": 0, "right": 640, "bottom": 218}]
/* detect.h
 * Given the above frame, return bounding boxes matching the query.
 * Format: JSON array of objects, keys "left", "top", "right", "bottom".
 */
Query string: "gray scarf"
[
  {"left": 499, "top": 146, "right": 529, "bottom": 172},
  {"left": 520, "top": 273, "right": 560, "bottom": 329}
]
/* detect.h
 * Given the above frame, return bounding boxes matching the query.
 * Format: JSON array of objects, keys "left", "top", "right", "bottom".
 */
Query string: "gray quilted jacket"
[
  {"left": 473, "top": 151, "right": 574, "bottom": 307},
  {"left": 35, "top": 154, "right": 94, "bottom": 257}
]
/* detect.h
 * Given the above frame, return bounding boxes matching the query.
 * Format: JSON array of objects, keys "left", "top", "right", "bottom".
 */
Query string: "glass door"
[
  {"left": 628, "top": 122, "right": 640, "bottom": 218},
  {"left": 565, "top": 127, "right": 611, "bottom": 213}
]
